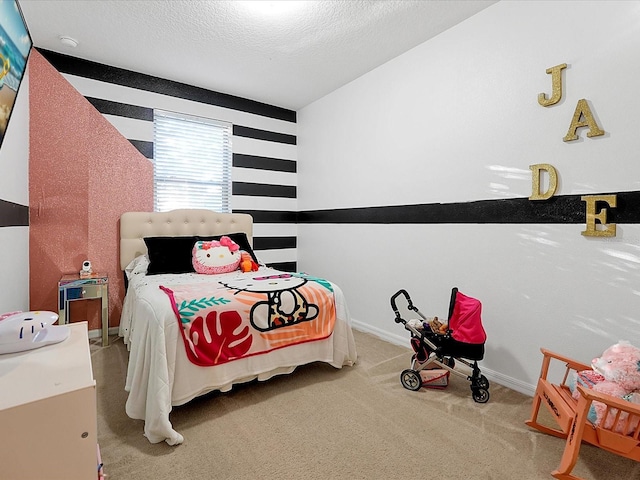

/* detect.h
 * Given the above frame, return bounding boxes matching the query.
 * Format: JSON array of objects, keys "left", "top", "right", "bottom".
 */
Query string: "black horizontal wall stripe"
[
  {"left": 233, "top": 125, "right": 296, "bottom": 145},
  {"left": 38, "top": 48, "right": 296, "bottom": 123},
  {"left": 86, "top": 96, "right": 153, "bottom": 121},
  {"left": 232, "top": 182, "right": 296, "bottom": 198},
  {"left": 0, "top": 199, "right": 29, "bottom": 227},
  {"left": 129, "top": 139, "right": 154, "bottom": 159},
  {"left": 606, "top": 191, "right": 640, "bottom": 222},
  {"left": 233, "top": 153, "right": 296, "bottom": 173},
  {"left": 297, "top": 191, "right": 640, "bottom": 224},
  {"left": 233, "top": 209, "right": 297, "bottom": 223},
  {"left": 265, "top": 261, "right": 297, "bottom": 273},
  {"left": 253, "top": 236, "right": 297, "bottom": 250}
]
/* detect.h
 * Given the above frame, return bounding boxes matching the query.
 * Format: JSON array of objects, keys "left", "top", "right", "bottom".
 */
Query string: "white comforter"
[{"left": 119, "top": 256, "right": 358, "bottom": 445}]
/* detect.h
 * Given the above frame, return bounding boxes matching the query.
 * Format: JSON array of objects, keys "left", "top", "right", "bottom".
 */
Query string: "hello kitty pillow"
[{"left": 192, "top": 236, "right": 241, "bottom": 274}]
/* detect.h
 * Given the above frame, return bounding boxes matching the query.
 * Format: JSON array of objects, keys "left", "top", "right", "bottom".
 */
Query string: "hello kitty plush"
[
  {"left": 192, "top": 236, "right": 241, "bottom": 274},
  {"left": 572, "top": 341, "right": 640, "bottom": 431},
  {"left": 0, "top": 311, "right": 70, "bottom": 354}
]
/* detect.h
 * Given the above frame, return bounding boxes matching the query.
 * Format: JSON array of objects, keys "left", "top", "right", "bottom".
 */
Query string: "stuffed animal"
[
  {"left": 428, "top": 316, "right": 448, "bottom": 335},
  {"left": 407, "top": 318, "right": 425, "bottom": 331},
  {"left": 192, "top": 236, "right": 241, "bottom": 274},
  {"left": 406, "top": 317, "right": 448, "bottom": 334},
  {"left": 572, "top": 341, "right": 640, "bottom": 432},
  {"left": 240, "top": 251, "right": 259, "bottom": 272}
]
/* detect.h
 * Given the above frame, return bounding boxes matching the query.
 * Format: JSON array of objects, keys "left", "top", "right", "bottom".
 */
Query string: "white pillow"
[{"left": 125, "top": 254, "right": 150, "bottom": 280}]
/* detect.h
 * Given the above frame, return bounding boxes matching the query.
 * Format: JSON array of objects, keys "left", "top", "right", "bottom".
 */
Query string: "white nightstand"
[{"left": 0, "top": 322, "right": 98, "bottom": 479}]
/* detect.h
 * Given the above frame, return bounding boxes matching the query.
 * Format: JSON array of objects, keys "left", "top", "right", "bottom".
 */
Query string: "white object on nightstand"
[
  {"left": 0, "top": 322, "right": 98, "bottom": 479},
  {"left": 0, "top": 310, "right": 70, "bottom": 354}
]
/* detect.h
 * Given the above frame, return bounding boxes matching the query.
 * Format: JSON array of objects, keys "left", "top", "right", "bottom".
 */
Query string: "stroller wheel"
[
  {"left": 400, "top": 369, "right": 422, "bottom": 391},
  {"left": 477, "top": 374, "right": 489, "bottom": 390},
  {"left": 472, "top": 388, "right": 490, "bottom": 403}
]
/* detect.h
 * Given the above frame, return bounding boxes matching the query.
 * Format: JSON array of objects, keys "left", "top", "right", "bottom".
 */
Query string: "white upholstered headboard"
[{"left": 119, "top": 209, "right": 254, "bottom": 270}]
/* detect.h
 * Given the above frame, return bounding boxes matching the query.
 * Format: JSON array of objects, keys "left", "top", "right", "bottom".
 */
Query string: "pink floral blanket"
[{"left": 160, "top": 272, "right": 336, "bottom": 366}]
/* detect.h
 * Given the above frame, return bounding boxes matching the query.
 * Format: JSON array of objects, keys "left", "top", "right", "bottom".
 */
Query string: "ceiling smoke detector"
[{"left": 59, "top": 36, "right": 78, "bottom": 48}]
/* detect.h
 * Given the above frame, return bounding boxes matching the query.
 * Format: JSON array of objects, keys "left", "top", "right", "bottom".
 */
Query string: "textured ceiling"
[{"left": 19, "top": 0, "right": 497, "bottom": 111}]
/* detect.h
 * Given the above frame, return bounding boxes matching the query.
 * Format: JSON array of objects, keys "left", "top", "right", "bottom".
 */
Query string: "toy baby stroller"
[{"left": 391, "top": 287, "right": 490, "bottom": 403}]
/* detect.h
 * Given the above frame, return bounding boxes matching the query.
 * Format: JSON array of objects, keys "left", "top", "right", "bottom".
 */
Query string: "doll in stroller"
[{"left": 391, "top": 287, "right": 490, "bottom": 403}]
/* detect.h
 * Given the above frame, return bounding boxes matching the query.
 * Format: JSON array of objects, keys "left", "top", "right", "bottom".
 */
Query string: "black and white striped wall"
[
  {"left": 38, "top": 49, "right": 298, "bottom": 272},
  {"left": 0, "top": 68, "right": 30, "bottom": 312},
  {"left": 0, "top": 199, "right": 28, "bottom": 228}
]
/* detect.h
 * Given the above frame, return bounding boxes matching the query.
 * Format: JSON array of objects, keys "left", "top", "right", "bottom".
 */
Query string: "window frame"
[{"left": 153, "top": 109, "right": 232, "bottom": 213}]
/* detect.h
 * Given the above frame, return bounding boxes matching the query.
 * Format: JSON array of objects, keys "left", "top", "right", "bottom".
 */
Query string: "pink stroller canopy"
[{"left": 449, "top": 291, "right": 486, "bottom": 344}]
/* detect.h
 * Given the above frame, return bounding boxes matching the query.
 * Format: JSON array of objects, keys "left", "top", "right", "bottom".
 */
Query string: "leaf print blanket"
[{"left": 160, "top": 272, "right": 336, "bottom": 366}]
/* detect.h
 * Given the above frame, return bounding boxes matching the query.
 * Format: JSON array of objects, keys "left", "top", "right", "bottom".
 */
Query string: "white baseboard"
[
  {"left": 351, "top": 318, "right": 536, "bottom": 397},
  {"left": 479, "top": 367, "right": 536, "bottom": 397}
]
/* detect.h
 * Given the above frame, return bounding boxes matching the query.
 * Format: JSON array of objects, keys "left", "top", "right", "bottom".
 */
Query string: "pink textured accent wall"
[{"left": 29, "top": 50, "right": 153, "bottom": 330}]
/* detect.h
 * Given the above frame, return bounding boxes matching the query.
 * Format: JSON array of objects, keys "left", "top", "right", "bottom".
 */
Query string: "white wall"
[
  {"left": 0, "top": 72, "right": 29, "bottom": 313},
  {"left": 297, "top": 1, "right": 640, "bottom": 394}
]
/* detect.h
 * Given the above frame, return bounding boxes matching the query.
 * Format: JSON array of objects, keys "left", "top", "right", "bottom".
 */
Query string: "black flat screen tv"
[{"left": 0, "top": 0, "right": 31, "bottom": 150}]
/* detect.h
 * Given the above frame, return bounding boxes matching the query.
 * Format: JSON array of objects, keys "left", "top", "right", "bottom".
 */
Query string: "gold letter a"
[{"left": 563, "top": 99, "right": 604, "bottom": 142}]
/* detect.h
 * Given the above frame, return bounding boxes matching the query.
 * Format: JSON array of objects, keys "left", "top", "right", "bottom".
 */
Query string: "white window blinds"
[{"left": 153, "top": 110, "right": 232, "bottom": 213}]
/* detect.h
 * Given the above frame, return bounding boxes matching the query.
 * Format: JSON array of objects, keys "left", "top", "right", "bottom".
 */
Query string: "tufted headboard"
[{"left": 119, "top": 209, "right": 253, "bottom": 270}]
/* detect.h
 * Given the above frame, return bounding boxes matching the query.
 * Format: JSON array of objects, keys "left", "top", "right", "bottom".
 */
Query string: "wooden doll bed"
[
  {"left": 118, "top": 209, "right": 358, "bottom": 445},
  {"left": 525, "top": 348, "right": 640, "bottom": 480}
]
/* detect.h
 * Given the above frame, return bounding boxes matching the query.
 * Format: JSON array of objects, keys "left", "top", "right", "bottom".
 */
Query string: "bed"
[{"left": 119, "top": 209, "right": 358, "bottom": 445}]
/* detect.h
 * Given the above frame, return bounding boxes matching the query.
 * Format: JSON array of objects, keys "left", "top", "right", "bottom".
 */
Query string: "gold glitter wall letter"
[
  {"left": 581, "top": 194, "right": 617, "bottom": 237},
  {"left": 563, "top": 99, "right": 605, "bottom": 141},
  {"left": 529, "top": 164, "right": 558, "bottom": 200},
  {"left": 538, "top": 63, "right": 567, "bottom": 107}
]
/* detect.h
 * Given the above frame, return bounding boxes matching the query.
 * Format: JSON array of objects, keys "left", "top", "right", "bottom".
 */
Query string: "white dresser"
[{"left": 0, "top": 321, "right": 98, "bottom": 479}]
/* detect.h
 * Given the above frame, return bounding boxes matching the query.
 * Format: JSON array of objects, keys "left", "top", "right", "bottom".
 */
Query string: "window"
[{"left": 153, "top": 110, "right": 232, "bottom": 212}]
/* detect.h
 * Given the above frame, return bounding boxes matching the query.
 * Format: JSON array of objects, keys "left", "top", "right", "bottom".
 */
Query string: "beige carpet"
[{"left": 91, "top": 330, "right": 640, "bottom": 480}]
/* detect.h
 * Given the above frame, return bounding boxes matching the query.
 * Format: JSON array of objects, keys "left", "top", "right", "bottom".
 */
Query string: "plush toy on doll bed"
[{"left": 571, "top": 341, "right": 640, "bottom": 432}]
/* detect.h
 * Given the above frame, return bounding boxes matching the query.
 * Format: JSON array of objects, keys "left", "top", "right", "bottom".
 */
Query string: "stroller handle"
[{"left": 390, "top": 289, "right": 415, "bottom": 322}]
